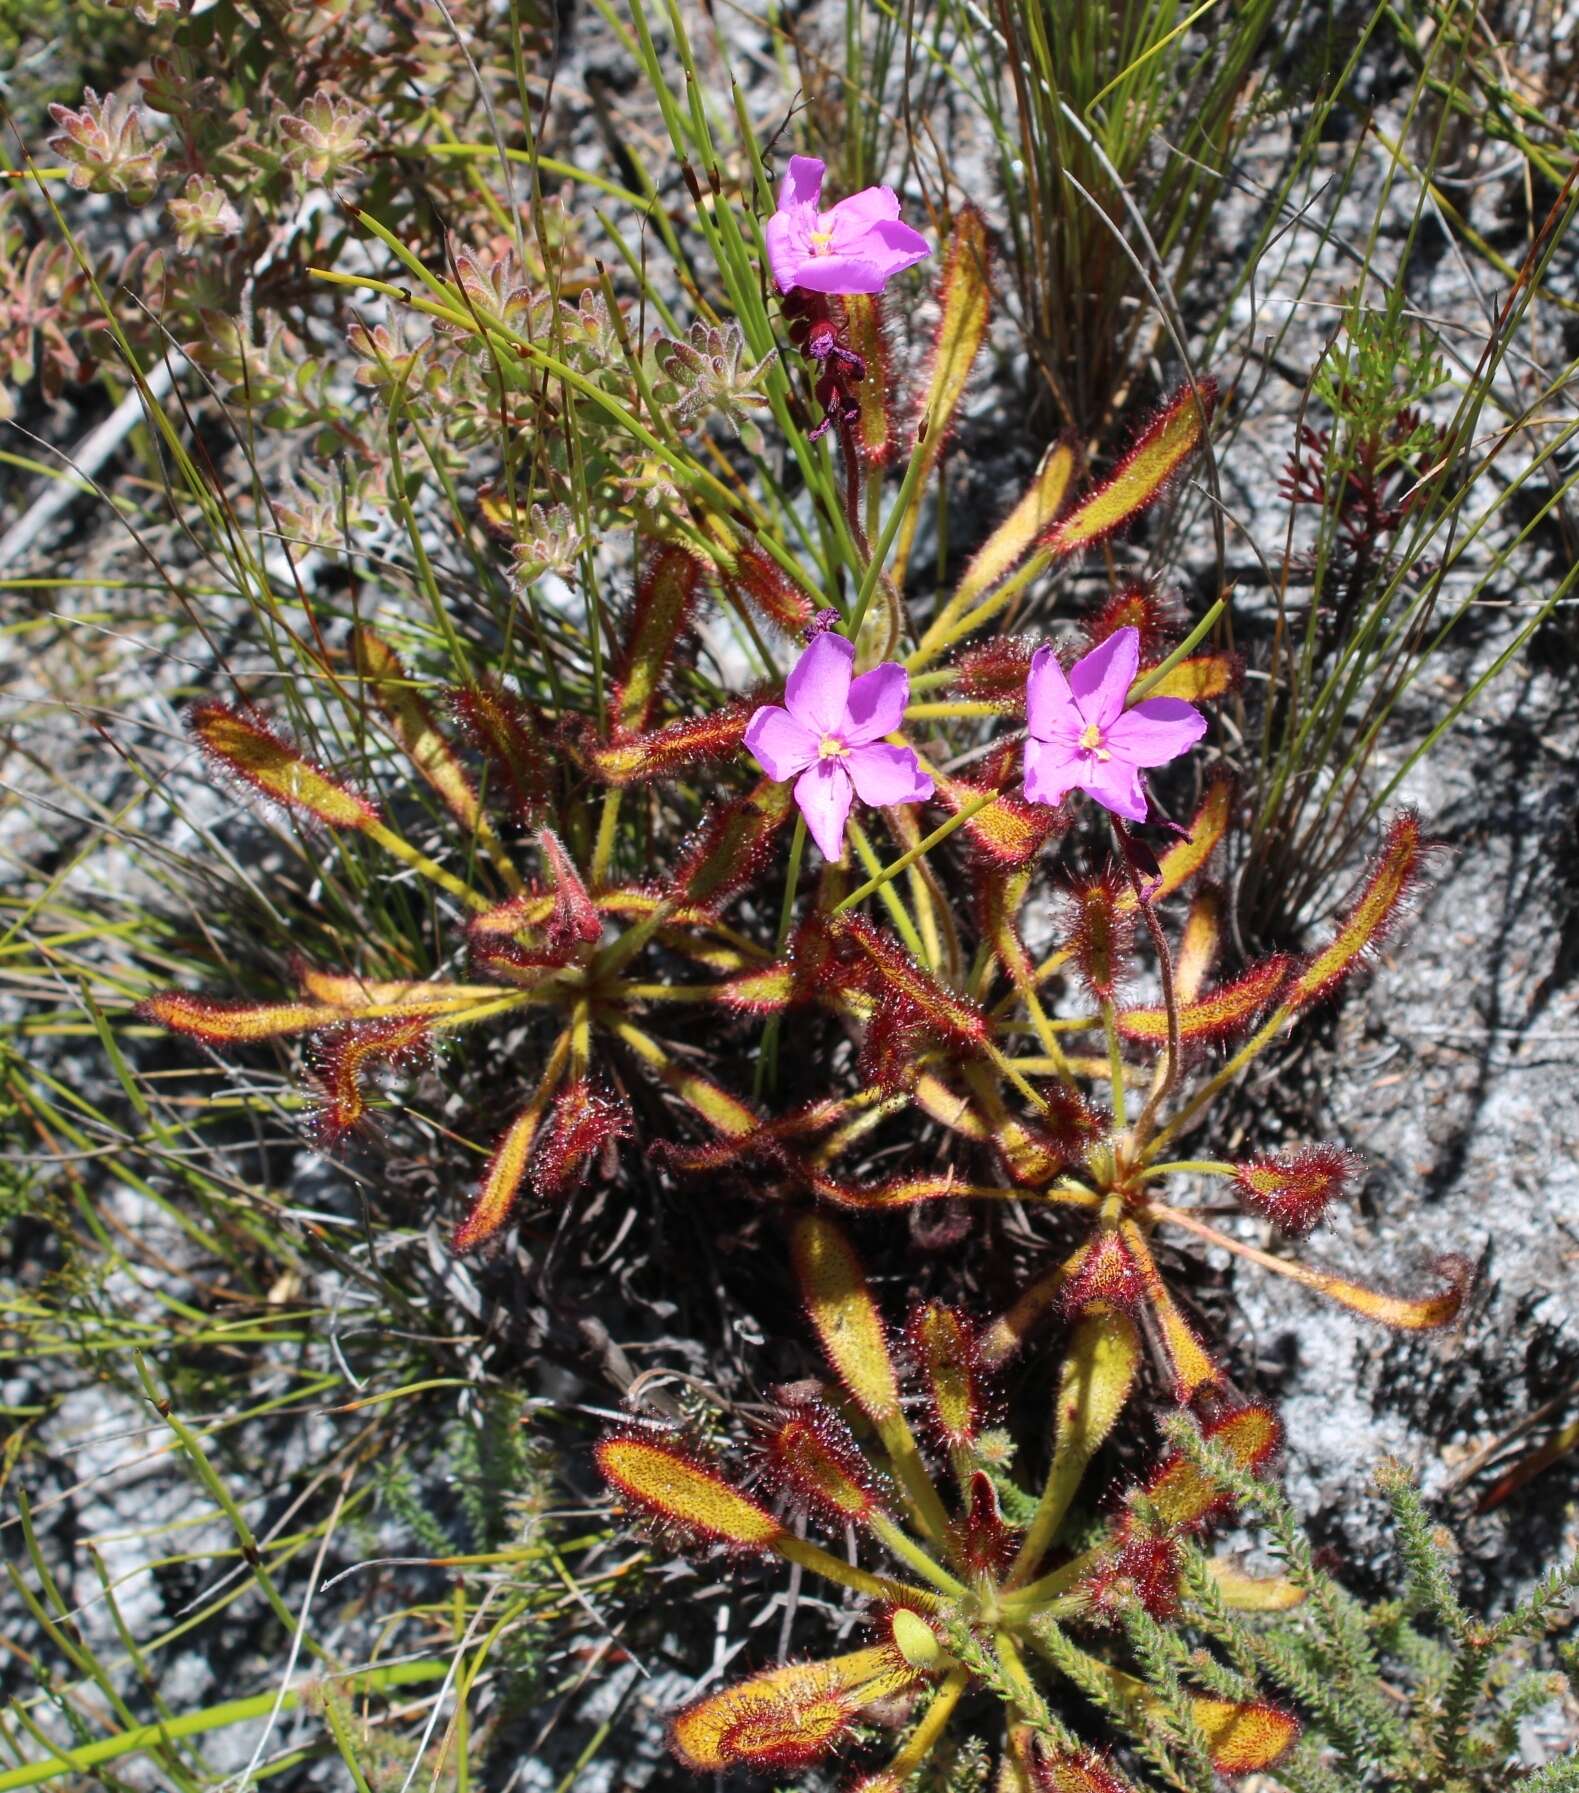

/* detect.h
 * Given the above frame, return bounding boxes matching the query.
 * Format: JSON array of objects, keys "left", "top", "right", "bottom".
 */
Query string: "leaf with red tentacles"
[
  {"left": 454, "top": 1097, "right": 551, "bottom": 1252},
  {"left": 310, "top": 1015, "right": 430, "bottom": 1141},
  {"left": 138, "top": 992, "right": 338, "bottom": 1044},
  {"left": 597, "top": 1431, "right": 785, "bottom": 1554},
  {"left": 1288, "top": 811, "right": 1429, "bottom": 1008},
  {"left": 716, "top": 533, "right": 818, "bottom": 635},
  {"left": 466, "top": 833, "right": 599, "bottom": 973},
  {"left": 954, "top": 1470, "right": 1016, "bottom": 1575},
  {"left": 1084, "top": 1528, "right": 1184, "bottom": 1621},
  {"left": 1233, "top": 1144, "right": 1362, "bottom": 1234},
  {"left": 1030, "top": 1747, "right": 1134, "bottom": 1793},
  {"left": 1082, "top": 584, "right": 1180, "bottom": 664},
  {"left": 353, "top": 629, "right": 489, "bottom": 840},
  {"left": 1063, "top": 1229, "right": 1147, "bottom": 1317},
  {"left": 990, "top": 1088, "right": 1105, "bottom": 1187},
  {"left": 841, "top": 292, "right": 897, "bottom": 466},
  {"left": 758, "top": 1398, "right": 886, "bottom": 1529},
  {"left": 859, "top": 993, "right": 931, "bottom": 1093},
  {"left": 952, "top": 637, "right": 1035, "bottom": 705},
  {"left": 1117, "top": 956, "right": 1290, "bottom": 1047},
  {"left": 668, "top": 1646, "right": 918, "bottom": 1774},
  {"left": 614, "top": 542, "right": 702, "bottom": 735},
  {"left": 188, "top": 702, "right": 378, "bottom": 831},
  {"left": 935, "top": 746, "right": 1062, "bottom": 867},
  {"left": 1043, "top": 381, "right": 1216, "bottom": 560},
  {"left": 674, "top": 777, "right": 793, "bottom": 907},
  {"left": 450, "top": 677, "right": 549, "bottom": 825},
  {"left": 1114, "top": 776, "right": 1231, "bottom": 914},
  {"left": 537, "top": 828, "right": 601, "bottom": 955},
  {"left": 1145, "top": 652, "right": 1242, "bottom": 702},
  {"left": 835, "top": 915, "right": 989, "bottom": 1049},
  {"left": 908, "top": 1301, "right": 984, "bottom": 1452},
  {"left": 588, "top": 697, "right": 757, "bottom": 786},
  {"left": 532, "top": 1079, "right": 631, "bottom": 1200},
  {"left": 1065, "top": 871, "right": 1135, "bottom": 1004},
  {"left": 1145, "top": 1405, "right": 1282, "bottom": 1534}
]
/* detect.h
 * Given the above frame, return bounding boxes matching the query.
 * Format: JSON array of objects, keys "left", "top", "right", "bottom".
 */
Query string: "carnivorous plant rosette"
[
  {"left": 598, "top": 1213, "right": 1299, "bottom": 1787},
  {"left": 134, "top": 558, "right": 808, "bottom": 1250},
  {"left": 138, "top": 207, "right": 1466, "bottom": 1382}
]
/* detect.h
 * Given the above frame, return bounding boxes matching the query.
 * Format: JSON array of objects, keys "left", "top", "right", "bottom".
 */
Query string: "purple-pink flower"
[
  {"left": 1023, "top": 627, "right": 1206, "bottom": 824},
  {"left": 764, "top": 155, "right": 931, "bottom": 296},
  {"left": 745, "top": 632, "right": 933, "bottom": 862}
]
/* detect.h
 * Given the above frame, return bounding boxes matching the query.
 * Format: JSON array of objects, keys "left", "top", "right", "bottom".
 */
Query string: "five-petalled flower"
[
  {"left": 1023, "top": 627, "right": 1206, "bottom": 823},
  {"left": 745, "top": 632, "right": 933, "bottom": 862},
  {"left": 765, "top": 155, "right": 931, "bottom": 295}
]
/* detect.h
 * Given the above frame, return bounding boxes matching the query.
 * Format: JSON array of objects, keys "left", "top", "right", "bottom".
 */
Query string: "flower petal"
[
  {"left": 745, "top": 705, "right": 819, "bottom": 781},
  {"left": 1026, "top": 644, "right": 1077, "bottom": 742},
  {"left": 1085, "top": 757, "right": 1149, "bottom": 822},
  {"left": 1105, "top": 698, "right": 1207, "bottom": 768},
  {"left": 778, "top": 155, "right": 826, "bottom": 214},
  {"left": 854, "top": 218, "right": 932, "bottom": 280},
  {"left": 794, "top": 760, "right": 854, "bottom": 862},
  {"left": 765, "top": 211, "right": 811, "bottom": 293},
  {"left": 841, "top": 662, "right": 908, "bottom": 744},
  {"left": 1069, "top": 627, "right": 1140, "bottom": 729},
  {"left": 785, "top": 632, "right": 855, "bottom": 734},
  {"left": 846, "top": 742, "right": 933, "bottom": 807},
  {"left": 780, "top": 252, "right": 904, "bottom": 295},
  {"left": 1023, "top": 736, "right": 1083, "bottom": 807},
  {"left": 826, "top": 185, "right": 902, "bottom": 242}
]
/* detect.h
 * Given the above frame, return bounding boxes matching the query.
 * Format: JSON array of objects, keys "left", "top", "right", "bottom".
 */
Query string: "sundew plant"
[{"left": 2, "top": 0, "right": 1578, "bottom": 1786}]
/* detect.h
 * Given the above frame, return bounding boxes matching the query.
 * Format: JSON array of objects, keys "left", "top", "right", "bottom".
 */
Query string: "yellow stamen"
[
  {"left": 1079, "top": 721, "right": 1111, "bottom": 762},
  {"left": 809, "top": 228, "right": 834, "bottom": 253},
  {"left": 819, "top": 734, "right": 848, "bottom": 759}
]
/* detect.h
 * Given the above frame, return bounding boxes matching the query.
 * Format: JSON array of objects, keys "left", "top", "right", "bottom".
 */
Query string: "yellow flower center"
[
  {"left": 818, "top": 734, "right": 848, "bottom": 759},
  {"left": 808, "top": 228, "right": 834, "bottom": 253},
  {"left": 1080, "top": 721, "right": 1110, "bottom": 761}
]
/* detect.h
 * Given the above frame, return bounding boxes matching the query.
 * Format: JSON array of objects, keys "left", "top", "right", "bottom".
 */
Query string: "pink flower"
[
  {"left": 764, "top": 155, "right": 931, "bottom": 295},
  {"left": 1023, "top": 627, "right": 1206, "bottom": 824},
  {"left": 745, "top": 633, "right": 933, "bottom": 862}
]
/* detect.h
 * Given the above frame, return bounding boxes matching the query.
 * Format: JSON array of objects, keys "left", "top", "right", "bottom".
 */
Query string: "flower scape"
[{"left": 125, "top": 154, "right": 1495, "bottom": 1788}]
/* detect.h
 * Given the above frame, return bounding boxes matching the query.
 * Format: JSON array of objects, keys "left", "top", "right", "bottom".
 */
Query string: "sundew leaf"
[
  {"left": 791, "top": 1213, "right": 903, "bottom": 1424},
  {"left": 1288, "top": 811, "right": 1425, "bottom": 1007},
  {"left": 1117, "top": 957, "right": 1290, "bottom": 1044},
  {"left": 892, "top": 206, "right": 991, "bottom": 581},
  {"left": 615, "top": 542, "right": 701, "bottom": 735},
  {"left": 138, "top": 993, "right": 341, "bottom": 1043},
  {"left": 189, "top": 701, "right": 378, "bottom": 831},
  {"left": 1189, "top": 1696, "right": 1298, "bottom": 1774},
  {"left": 668, "top": 1645, "right": 915, "bottom": 1772},
  {"left": 1043, "top": 381, "right": 1214, "bottom": 560},
  {"left": 1114, "top": 775, "right": 1231, "bottom": 914},
  {"left": 1144, "top": 1405, "right": 1281, "bottom": 1532},
  {"left": 596, "top": 1434, "right": 784, "bottom": 1551},
  {"left": 841, "top": 293, "right": 896, "bottom": 466},
  {"left": 453, "top": 1098, "right": 552, "bottom": 1252},
  {"left": 353, "top": 628, "right": 489, "bottom": 839}
]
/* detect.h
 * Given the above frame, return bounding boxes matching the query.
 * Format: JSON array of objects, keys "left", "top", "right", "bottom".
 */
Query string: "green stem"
[
  {"left": 1142, "top": 1001, "right": 1295, "bottom": 1160},
  {"left": 1101, "top": 999, "right": 1128, "bottom": 1130},
  {"left": 835, "top": 790, "right": 999, "bottom": 914},
  {"left": 756, "top": 813, "right": 806, "bottom": 1099},
  {"left": 869, "top": 1511, "right": 969, "bottom": 1598},
  {"left": 0, "top": 1666, "right": 445, "bottom": 1790}
]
